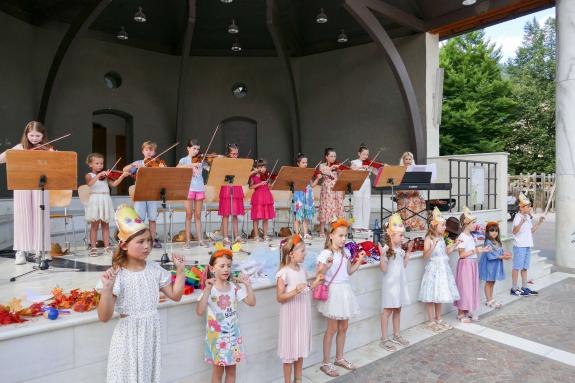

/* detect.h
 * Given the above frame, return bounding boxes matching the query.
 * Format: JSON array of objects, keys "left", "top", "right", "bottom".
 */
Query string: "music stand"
[
  {"left": 134, "top": 167, "right": 193, "bottom": 264},
  {"left": 206, "top": 158, "right": 253, "bottom": 244},
  {"left": 333, "top": 170, "right": 369, "bottom": 239},
  {"left": 6, "top": 150, "right": 77, "bottom": 282},
  {"left": 374, "top": 165, "right": 406, "bottom": 223}
]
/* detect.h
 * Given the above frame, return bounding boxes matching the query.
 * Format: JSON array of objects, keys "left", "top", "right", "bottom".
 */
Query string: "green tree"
[
  {"left": 504, "top": 18, "right": 556, "bottom": 174},
  {"left": 439, "top": 31, "right": 516, "bottom": 155}
]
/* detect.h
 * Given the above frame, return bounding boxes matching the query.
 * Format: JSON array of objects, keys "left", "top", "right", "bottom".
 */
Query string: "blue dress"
[
  {"left": 479, "top": 239, "right": 506, "bottom": 281},
  {"left": 291, "top": 184, "right": 315, "bottom": 222}
]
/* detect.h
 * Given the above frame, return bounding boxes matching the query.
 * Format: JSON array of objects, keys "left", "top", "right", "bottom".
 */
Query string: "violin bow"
[
  {"left": 109, "top": 157, "right": 122, "bottom": 172},
  {"left": 150, "top": 142, "right": 179, "bottom": 163},
  {"left": 266, "top": 159, "right": 280, "bottom": 184},
  {"left": 200, "top": 123, "right": 221, "bottom": 164},
  {"left": 367, "top": 146, "right": 387, "bottom": 169},
  {"left": 32, "top": 133, "right": 71, "bottom": 150}
]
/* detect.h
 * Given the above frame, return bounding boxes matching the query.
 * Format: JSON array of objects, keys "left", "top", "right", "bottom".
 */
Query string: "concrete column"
[
  {"left": 425, "top": 33, "right": 441, "bottom": 159},
  {"left": 555, "top": 0, "right": 575, "bottom": 268}
]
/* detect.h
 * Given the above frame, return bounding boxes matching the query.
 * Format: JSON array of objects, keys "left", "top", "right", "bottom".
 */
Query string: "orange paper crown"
[
  {"left": 213, "top": 249, "right": 233, "bottom": 259},
  {"left": 330, "top": 217, "right": 350, "bottom": 230}
]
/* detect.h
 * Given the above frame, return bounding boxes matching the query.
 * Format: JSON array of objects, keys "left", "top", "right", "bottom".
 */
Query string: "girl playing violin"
[
  {"left": 123, "top": 141, "right": 165, "bottom": 248},
  {"left": 351, "top": 144, "right": 372, "bottom": 233},
  {"left": 292, "top": 153, "right": 320, "bottom": 240},
  {"left": 0, "top": 121, "right": 52, "bottom": 265},
  {"left": 218, "top": 144, "right": 245, "bottom": 245},
  {"left": 85, "top": 153, "right": 130, "bottom": 256},
  {"left": 249, "top": 159, "right": 275, "bottom": 242},
  {"left": 318, "top": 148, "right": 344, "bottom": 236},
  {"left": 177, "top": 139, "right": 209, "bottom": 248}
]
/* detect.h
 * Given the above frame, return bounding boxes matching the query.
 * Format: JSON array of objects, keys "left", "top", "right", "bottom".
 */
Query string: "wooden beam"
[
  {"left": 363, "top": 0, "right": 425, "bottom": 31},
  {"left": 344, "top": 0, "right": 426, "bottom": 162},
  {"left": 175, "top": 0, "right": 197, "bottom": 152},
  {"left": 266, "top": 0, "right": 302, "bottom": 158},
  {"left": 38, "top": 0, "right": 112, "bottom": 122}
]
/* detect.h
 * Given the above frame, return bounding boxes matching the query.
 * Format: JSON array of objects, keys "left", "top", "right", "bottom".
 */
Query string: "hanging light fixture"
[
  {"left": 133, "top": 6, "right": 146, "bottom": 23},
  {"left": 316, "top": 8, "right": 328, "bottom": 24},
  {"left": 228, "top": 19, "right": 239, "bottom": 34},
  {"left": 462, "top": 0, "right": 476, "bottom": 5},
  {"left": 117, "top": 26, "right": 128, "bottom": 40},
  {"left": 231, "top": 39, "right": 242, "bottom": 52},
  {"left": 221, "top": 0, "right": 233, "bottom": 3},
  {"left": 337, "top": 29, "right": 348, "bottom": 43}
]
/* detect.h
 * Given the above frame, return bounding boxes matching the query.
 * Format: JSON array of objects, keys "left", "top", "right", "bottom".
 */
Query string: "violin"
[
  {"left": 143, "top": 157, "right": 166, "bottom": 168},
  {"left": 260, "top": 171, "right": 277, "bottom": 182},
  {"left": 333, "top": 161, "right": 350, "bottom": 171},
  {"left": 98, "top": 170, "right": 125, "bottom": 181},
  {"left": 362, "top": 159, "right": 386, "bottom": 169},
  {"left": 192, "top": 152, "right": 220, "bottom": 165}
]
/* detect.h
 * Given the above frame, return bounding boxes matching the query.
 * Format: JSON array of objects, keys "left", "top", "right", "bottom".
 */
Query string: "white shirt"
[
  {"left": 457, "top": 232, "right": 477, "bottom": 259},
  {"left": 317, "top": 249, "right": 350, "bottom": 283},
  {"left": 512, "top": 213, "right": 534, "bottom": 247}
]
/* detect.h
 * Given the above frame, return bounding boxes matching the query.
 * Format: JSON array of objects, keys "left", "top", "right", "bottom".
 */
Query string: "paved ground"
[
  {"left": 481, "top": 277, "right": 575, "bottom": 354},
  {"left": 333, "top": 330, "right": 575, "bottom": 383}
]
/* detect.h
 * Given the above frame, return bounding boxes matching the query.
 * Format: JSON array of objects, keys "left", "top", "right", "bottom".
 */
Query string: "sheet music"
[{"left": 407, "top": 164, "right": 437, "bottom": 181}]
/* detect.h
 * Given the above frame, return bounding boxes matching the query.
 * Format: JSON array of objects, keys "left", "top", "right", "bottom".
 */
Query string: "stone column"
[{"left": 556, "top": 0, "right": 575, "bottom": 268}]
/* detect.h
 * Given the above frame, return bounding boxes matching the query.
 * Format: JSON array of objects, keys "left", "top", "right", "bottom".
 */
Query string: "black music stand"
[
  {"left": 206, "top": 158, "right": 253, "bottom": 244},
  {"left": 333, "top": 170, "right": 369, "bottom": 239},
  {"left": 374, "top": 165, "right": 406, "bottom": 224},
  {"left": 134, "top": 167, "right": 193, "bottom": 264},
  {"left": 6, "top": 150, "right": 78, "bottom": 282}
]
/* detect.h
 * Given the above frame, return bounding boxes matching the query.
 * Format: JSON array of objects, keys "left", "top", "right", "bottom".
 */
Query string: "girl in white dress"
[
  {"left": 85, "top": 153, "right": 129, "bottom": 256},
  {"left": 351, "top": 144, "right": 371, "bottom": 232},
  {"left": 378, "top": 214, "right": 413, "bottom": 352},
  {"left": 97, "top": 205, "right": 186, "bottom": 383},
  {"left": 418, "top": 207, "right": 461, "bottom": 332}
]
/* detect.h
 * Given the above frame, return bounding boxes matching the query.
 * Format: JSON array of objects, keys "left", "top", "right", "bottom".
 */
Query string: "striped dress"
[{"left": 276, "top": 266, "right": 312, "bottom": 363}]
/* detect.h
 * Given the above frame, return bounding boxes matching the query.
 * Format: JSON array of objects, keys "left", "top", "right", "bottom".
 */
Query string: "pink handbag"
[{"left": 313, "top": 255, "right": 344, "bottom": 301}]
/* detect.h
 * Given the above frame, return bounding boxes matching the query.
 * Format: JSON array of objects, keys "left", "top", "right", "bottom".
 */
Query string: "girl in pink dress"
[
  {"left": 0, "top": 121, "right": 51, "bottom": 265},
  {"left": 276, "top": 234, "right": 323, "bottom": 383},
  {"left": 218, "top": 144, "right": 245, "bottom": 244},
  {"left": 249, "top": 159, "right": 275, "bottom": 241},
  {"left": 318, "top": 148, "right": 344, "bottom": 236}
]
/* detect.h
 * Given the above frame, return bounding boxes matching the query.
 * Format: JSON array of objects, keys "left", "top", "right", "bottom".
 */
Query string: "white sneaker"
[{"left": 15, "top": 251, "right": 27, "bottom": 265}]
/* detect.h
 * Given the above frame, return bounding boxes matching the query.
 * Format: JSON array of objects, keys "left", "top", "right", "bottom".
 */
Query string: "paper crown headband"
[
  {"left": 115, "top": 204, "right": 148, "bottom": 242},
  {"left": 461, "top": 206, "right": 477, "bottom": 226},
  {"left": 387, "top": 213, "right": 405, "bottom": 235},
  {"left": 280, "top": 234, "right": 303, "bottom": 249},
  {"left": 212, "top": 249, "right": 234, "bottom": 259},
  {"left": 330, "top": 217, "right": 350, "bottom": 230},
  {"left": 518, "top": 193, "right": 531, "bottom": 207},
  {"left": 430, "top": 207, "right": 446, "bottom": 226}
]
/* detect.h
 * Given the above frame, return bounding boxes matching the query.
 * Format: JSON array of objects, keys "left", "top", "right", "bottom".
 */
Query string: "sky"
[{"left": 483, "top": 7, "right": 555, "bottom": 61}]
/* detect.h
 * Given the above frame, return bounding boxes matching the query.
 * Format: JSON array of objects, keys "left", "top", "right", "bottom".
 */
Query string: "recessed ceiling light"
[
  {"left": 462, "top": 0, "right": 477, "bottom": 5},
  {"left": 134, "top": 6, "right": 146, "bottom": 23},
  {"left": 316, "top": 8, "right": 328, "bottom": 24},
  {"left": 228, "top": 19, "right": 239, "bottom": 34},
  {"left": 117, "top": 26, "right": 128, "bottom": 40},
  {"left": 337, "top": 29, "right": 348, "bottom": 43},
  {"left": 231, "top": 39, "right": 242, "bottom": 52}
]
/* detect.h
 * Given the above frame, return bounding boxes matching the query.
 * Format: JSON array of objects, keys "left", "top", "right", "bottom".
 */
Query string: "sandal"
[
  {"left": 486, "top": 300, "right": 502, "bottom": 309},
  {"left": 304, "top": 234, "right": 313, "bottom": 240},
  {"left": 379, "top": 338, "right": 397, "bottom": 352},
  {"left": 319, "top": 363, "right": 339, "bottom": 377},
  {"left": 223, "top": 237, "right": 231, "bottom": 245},
  {"left": 392, "top": 335, "right": 410, "bottom": 347},
  {"left": 436, "top": 319, "right": 453, "bottom": 330},
  {"left": 334, "top": 358, "right": 356, "bottom": 371},
  {"left": 235, "top": 237, "right": 246, "bottom": 244},
  {"left": 294, "top": 378, "right": 302, "bottom": 383},
  {"left": 255, "top": 237, "right": 263, "bottom": 242},
  {"left": 89, "top": 247, "right": 100, "bottom": 257},
  {"left": 264, "top": 236, "right": 271, "bottom": 242},
  {"left": 458, "top": 314, "right": 471, "bottom": 323},
  {"left": 104, "top": 247, "right": 113, "bottom": 255},
  {"left": 426, "top": 321, "right": 442, "bottom": 332}
]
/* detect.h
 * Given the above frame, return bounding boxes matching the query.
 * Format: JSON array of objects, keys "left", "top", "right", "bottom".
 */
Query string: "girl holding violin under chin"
[
  {"left": 177, "top": 139, "right": 211, "bottom": 248},
  {"left": 122, "top": 141, "right": 165, "bottom": 249},
  {"left": 85, "top": 153, "right": 130, "bottom": 256},
  {"left": 318, "top": 148, "right": 345, "bottom": 237},
  {"left": 249, "top": 159, "right": 275, "bottom": 242}
]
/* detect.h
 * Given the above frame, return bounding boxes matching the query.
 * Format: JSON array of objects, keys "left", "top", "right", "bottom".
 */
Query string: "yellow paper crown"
[
  {"left": 330, "top": 217, "right": 350, "bottom": 230},
  {"left": 115, "top": 204, "right": 148, "bottom": 242},
  {"left": 518, "top": 193, "right": 531, "bottom": 207},
  {"left": 461, "top": 206, "right": 477, "bottom": 226},
  {"left": 387, "top": 213, "right": 405, "bottom": 235},
  {"left": 430, "top": 206, "right": 446, "bottom": 226}
]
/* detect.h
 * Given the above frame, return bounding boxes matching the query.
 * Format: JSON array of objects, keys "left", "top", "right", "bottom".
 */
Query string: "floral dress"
[
  {"left": 292, "top": 184, "right": 315, "bottom": 222},
  {"left": 201, "top": 283, "right": 248, "bottom": 366},
  {"left": 318, "top": 164, "right": 344, "bottom": 222},
  {"left": 396, "top": 190, "right": 427, "bottom": 230}
]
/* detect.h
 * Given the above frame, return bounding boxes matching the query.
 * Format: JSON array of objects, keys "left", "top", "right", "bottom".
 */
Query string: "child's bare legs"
[
  {"left": 293, "top": 358, "right": 303, "bottom": 381},
  {"left": 89, "top": 221, "right": 99, "bottom": 248},
  {"left": 232, "top": 216, "right": 239, "bottom": 239},
  {"left": 224, "top": 365, "right": 236, "bottom": 383},
  {"left": 485, "top": 281, "right": 495, "bottom": 302},
  {"left": 212, "top": 365, "right": 224, "bottom": 383},
  {"left": 426, "top": 302, "right": 435, "bottom": 323},
  {"left": 262, "top": 219, "right": 269, "bottom": 238},
  {"left": 101, "top": 222, "right": 110, "bottom": 247},
  {"left": 194, "top": 199, "right": 204, "bottom": 243},
  {"left": 302, "top": 220, "right": 309, "bottom": 237},
  {"left": 392, "top": 308, "right": 401, "bottom": 337},
  {"left": 434, "top": 303, "right": 442, "bottom": 321},
  {"left": 319, "top": 221, "right": 325, "bottom": 236},
  {"left": 521, "top": 269, "right": 528, "bottom": 288},
  {"left": 184, "top": 200, "right": 193, "bottom": 244},
  {"left": 323, "top": 318, "right": 338, "bottom": 363},
  {"left": 380, "top": 308, "right": 392, "bottom": 339},
  {"left": 252, "top": 220, "right": 260, "bottom": 239},
  {"left": 335, "top": 320, "right": 349, "bottom": 361},
  {"left": 294, "top": 219, "right": 301, "bottom": 235},
  {"left": 222, "top": 215, "right": 229, "bottom": 240}
]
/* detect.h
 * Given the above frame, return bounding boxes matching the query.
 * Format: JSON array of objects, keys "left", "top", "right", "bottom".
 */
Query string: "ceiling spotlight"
[
  {"left": 316, "top": 8, "right": 328, "bottom": 24},
  {"left": 117, "top": 26, "right": 128, "bottom": 40},
  {"left": 221, "top": 0, "right": 233, "bottom": 3},
  {"left": 231, "top": 39, "right": 242, "bottom": 52},
  {"left": 337, "top": 29, "right": 348, "bottom": 43},
  {"left": 133, "top": 6, "right": 146, "bottom": 22},
  {"left": 462, "top": 0, "right": 476, "bottom": 5},
  {"left": 228, "top": 19, "right": 239, "bottom": 34}
]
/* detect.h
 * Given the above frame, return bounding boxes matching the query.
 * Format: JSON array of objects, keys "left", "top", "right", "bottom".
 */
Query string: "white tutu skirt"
[
  {"left": 418, "top": 256, "right": 460, "bottom": 303},
  {"left": 317, "top": 282, "right": 360, "bottom": 320},
  {"left": 85, "top": 194, "right": 115, "bottom": 223}
]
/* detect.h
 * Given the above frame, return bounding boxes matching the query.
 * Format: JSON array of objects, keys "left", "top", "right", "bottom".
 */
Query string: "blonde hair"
[
  {"left": 20, "top": 121, "right": 48, "bottom": 149},
  {"left": 86, "top": 152, "right": 104, "bottom": 165},
  {"left": 112, "top": 228, "right": 150, "bottom": 268},
  {"left": 399, "top": 151, "right": 415, "bottom": 166},
  {"left": 384, "top": 232, "right": 397, "bottom": 260},
  {"left": 279, "top": 237, "right": 305, "bottom": 268},
  {"left": 141, "top": 141, "right": 157, "bottom": 151},
  {"left": 426, "top": 220, "right": 442, "bottom": 239},
  {"left": 324, "top": 225, "right": 347, "bottom": 252}
]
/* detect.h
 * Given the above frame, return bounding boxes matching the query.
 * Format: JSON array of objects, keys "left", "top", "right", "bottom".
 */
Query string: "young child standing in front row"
[
  {"left": 276, "top": 234, "right": 323, "bottom": 383},
  {"left": 316, "top": 218, "right": 365, "bottom": 378},
  {"left": 123, "top": 141, "right": 164, "bottom": 248},
  {"left": 249, "top": 159, "right": 275, "bottom": 241},
  {"left": 510, "top": 193, "right": 544, "bottom": 296},
  {"left": 85, "top": 153, "right": 129, "bottom": 256},
  {"left": 97, "top": 204, "right": 186, "bottom": 383},
  {"left": 0, "top": 121, "right": 51, "bottom": 265},
  {"left": 196, "top": 249, "right": 256, "bottom": 383},
  {"left": 378, "top": 214, "right": 413, "bottom": 351},
  {"left": 480, "top": 221, "right": 511, "bottom": 308},
  {"left": 291, "top": 153, "right": 320, "bottom": 240},
  {"left": 418, "top": 208, "right": 460, "bottom": 332}
]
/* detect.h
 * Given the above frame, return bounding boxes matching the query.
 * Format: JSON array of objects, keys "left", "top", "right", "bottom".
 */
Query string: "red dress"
[
  {"left": 218, "top": 186, "right": 245, "bottom": 216},
  {"left": 249, "top": 175, "right": 275, "bottom": 220}
]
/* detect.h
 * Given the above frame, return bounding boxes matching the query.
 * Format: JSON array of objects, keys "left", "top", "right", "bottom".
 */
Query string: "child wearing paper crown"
[
  {"left": 316, "top": 218, "right": 366, "bottom": 378},
  {"left": 97, "top": 204, "right": 186, "bottom": 383},
  {"left": 196, "top": 249, "right": 256, "bottom": 383},
  {"left": 480, "top": 221, "right": 512, "bottom": 308},
  {"left": 418, "top": 207, "right": 461, "bottom": 332},
  {"left": 378, "top": 213, "right": 413, "bottom": 352},
  {"left": 510, "top": 193, "right": 544, "bottom": 296}
]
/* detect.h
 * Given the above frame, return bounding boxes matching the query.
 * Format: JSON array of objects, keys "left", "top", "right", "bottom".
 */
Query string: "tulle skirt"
[
  {"left": 85, "top": 194, "right": 115, "bottom": 223},
  {"left": 317, "top": 282, "right": 360, "bottom": 320}
]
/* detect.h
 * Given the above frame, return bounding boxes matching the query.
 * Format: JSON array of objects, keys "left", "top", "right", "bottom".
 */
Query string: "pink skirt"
[
  {"left": 13, "top": 190, "right": 51, "bottom": 252},
  {"left": 251, "top": 188, "right": 275, "bottom": 220},
  {"left": 278, "top": 289, "right": 312, "bottom": 363},
  {"left": 218, "top": 186, "right": 245, "bottom": 216},
  {"left": 454, "top": 258, "right": 480, "bottom": 312}
]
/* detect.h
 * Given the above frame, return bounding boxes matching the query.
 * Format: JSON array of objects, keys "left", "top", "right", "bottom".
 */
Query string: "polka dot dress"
[{"left": 106, "top": 262, "right": 171, "bottom": 383}]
